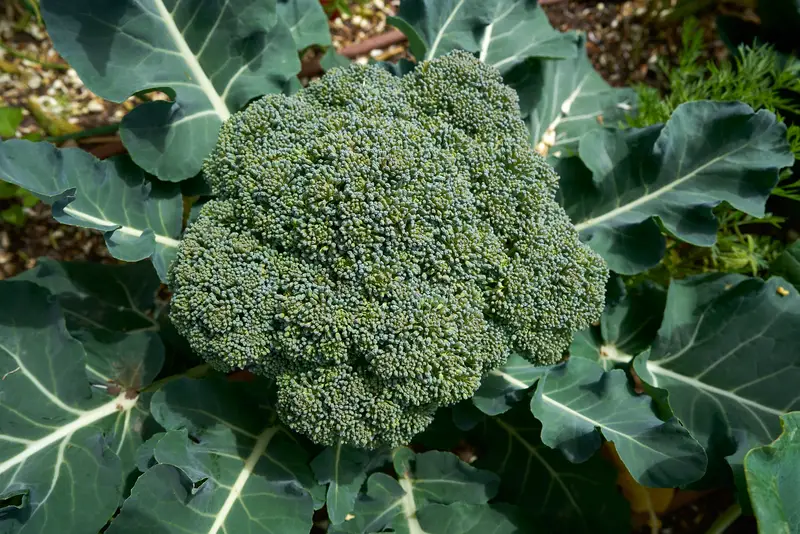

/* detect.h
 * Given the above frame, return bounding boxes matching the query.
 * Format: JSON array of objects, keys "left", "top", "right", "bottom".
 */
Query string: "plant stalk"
[{"left": 704, "top": 503, "right": 742, "bottom": 534}]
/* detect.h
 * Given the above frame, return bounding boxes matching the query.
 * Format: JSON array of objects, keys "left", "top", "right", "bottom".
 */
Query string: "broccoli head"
[{"left": 169, "top": 50, "right": 608, "bottom": 449}]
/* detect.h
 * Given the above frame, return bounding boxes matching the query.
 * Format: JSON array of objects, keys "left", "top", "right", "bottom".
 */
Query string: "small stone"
[
  {"left": 27, "top": 74, "right": 42, "bottom": 89},
  {"left": 87, "top": 100, "right": 104, "bottom": 113}
]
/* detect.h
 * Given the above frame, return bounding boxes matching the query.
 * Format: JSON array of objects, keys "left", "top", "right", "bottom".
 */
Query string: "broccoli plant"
[
  {"left": 169, "top": 51, "right": 607, "bottom": 449},
  {"left": 0, "top": 1, "right": 797, "bottom": 533}
]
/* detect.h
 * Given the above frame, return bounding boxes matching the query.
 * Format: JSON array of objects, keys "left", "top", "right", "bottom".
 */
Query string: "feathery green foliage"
[
  {"left": 168, "top": 51, "right": 608, "bottom": 449},
  {"left": 627, "top": 18, "right": 800, "bottom": 280}
]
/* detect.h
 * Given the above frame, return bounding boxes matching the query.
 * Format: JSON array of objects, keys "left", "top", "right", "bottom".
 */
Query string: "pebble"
[
  {"left": 87, "top": 100, "right": 105, "bottom": 113},
  {"left": 27, "top": 74, "right": 42, "bottom": 89}
]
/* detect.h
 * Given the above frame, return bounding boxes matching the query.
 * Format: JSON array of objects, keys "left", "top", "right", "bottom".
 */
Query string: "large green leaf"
[
  {"left": 557, "top": 101, "right": 794, "bottom": 274},
  {"left": 0, "top": 142, "right": 182, "bottom": 281},
  {"left": 40, "top": 0, "right": 300, "bottom": 181},
  {"left": 531, "top": 358, "right": 707, "bottom": 488},
  {"left": 311, "top": 445, "right": 388, "bottom": 526},
  {"left": 471, "top": 353, "right": 549, "bottom": 416},
  {"left": 108, "top": 378, "right": 318, "bottom": 533},
  {"left": 744, "top": 412, "right": 800, "bottom": 533},
  {"left": 333, "top": 448, "right": 499, "bottom": 534},
  {"left": 472, "top": 406, "right": 630, "bottom": 532},
  {"left": 388, "top": 0, "right": 574, "bottom": 69},
  {"left": 278, "top": 0, "right": 331, "bottom": 50},
  {"left": 14, "top": 258, "right": 161, "bottom": 333},
  {"left": 506, "top": 35, "right": 635, "bottom": 158},
  {"left": 570, "top": 280, "right": 667, "bottom": 367},
  {"left": 631, "top": 275, "right": 800, "bottom": 481},
  {"left": 0, "top": 281, "right": 146, "bottom": 533}
]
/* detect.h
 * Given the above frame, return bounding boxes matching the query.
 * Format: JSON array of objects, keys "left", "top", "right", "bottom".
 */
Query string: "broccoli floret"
[{"left": 169, "top": 51, "right": 608, "bottom": 449}]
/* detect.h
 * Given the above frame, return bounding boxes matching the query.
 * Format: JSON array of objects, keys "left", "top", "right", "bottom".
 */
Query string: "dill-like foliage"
[{"left": 627, "top": 18, "right": 800, "bottom": 279}]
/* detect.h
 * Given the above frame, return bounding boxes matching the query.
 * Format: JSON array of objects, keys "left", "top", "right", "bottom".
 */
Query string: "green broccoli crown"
[{"left": 169, "top": 50, "right": 608, "bottom": 449}]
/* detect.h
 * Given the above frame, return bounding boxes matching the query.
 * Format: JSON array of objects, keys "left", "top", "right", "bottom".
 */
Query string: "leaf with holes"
[
  {"left": 632, "top": 275, "right": 800, "bottom": 484},
  {"left": 471, "top": 405, "right": 630, "bottom": 532},
  {"left": 278, "top": 0, "right": 332, "bottom": 50},
  {"left": 106, "top": 377, "right": 319, "bottom": 534},
  {"left": 388, "top": 0, "right": 575, "bottom": 71},
  {"left": 0, "top": 281, "right": 144, "bottom": 534},
  {"left": 556, "top": 101, "right": 794, "bottom": 274},
  {"left": 41, "top": 0, "right": 300, "bottom": 181},
  {"left": 531, "top": 358, "right": 707, "bottom": 488},
  {"left": 744, "top": 412, "right": 800, "bottom": 533},
  {"left": 0, "top": 143, "right": 182, "bottom": 282},
  {"left": 506, "top": 35, "right": 635, "bottom": 158},
  {"left": 332, "top": 448, "right": 499, "bottom": 534}
]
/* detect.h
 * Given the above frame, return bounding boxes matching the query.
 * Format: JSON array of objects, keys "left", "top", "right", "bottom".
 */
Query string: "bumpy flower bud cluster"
[{"left": 169, "top": 51, "right": 608, "bottom": 449}]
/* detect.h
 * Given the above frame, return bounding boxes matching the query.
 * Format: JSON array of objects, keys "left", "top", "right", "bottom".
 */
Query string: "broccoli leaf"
[
  {"left": 771, "top": 240, "right": 800, "bottom": 290},
  {"left": 632, "top": 275, "right": 800, "bottom": 484},
  {"left": 311, "top": 444, "right": 389, "bottom": 525},
  {"left": 507, "top": 35, "right": 635, "bottom": 158},
  {"left": 472, "top": 405, "right": 630, "bottom": 532},
  {"left": 333, "top": 448, "right": 500, "bottom": 534},
  {"left": 278, "top": 0, "right": 332, "bottom": 50},
  {"left": 558, "top": 101, "right": 794, "bottom": 274},
  {"left": 107, "top": 378, "right": 318, "bottom": 533},
  {"left": 40, "top": 0, "right": 300, "bottom": 181},
  {"left": 0, "top": 281, "right": 146, "bottom": 534},
  {"left": 388, "top": 0, "right": 574, "bottom": 70},
  {"left": 416, "top": 503, "right": 533, "bottom": 533},
  {"left": 471, "top": 353, "right": 549, "bottom": 416},
  {"left": 570, "top": 280, "right": 667, "bottom": 367},
  {"left": 14, "top": 258, "right": 161, "bottom": 333},
  {"left": 0, "top": 142, "right": 182, "bottom": 281},
  {"left": 744, "top": 412, "right": 800, "bottom": 533},
  {"left": 531, "top": 358, "right": 707, "bottom": 488}
]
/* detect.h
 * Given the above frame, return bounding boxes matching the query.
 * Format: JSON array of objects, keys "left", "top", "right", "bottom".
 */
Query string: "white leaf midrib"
[
  {"left": 398, "top": 476, "right": 427, "bottom": 534},
  {"left": 151, "top": 0, "right": 231, "bottom": 121},
  {"left": 574, "top": 141, "right": 754, "bottom": 232},
  {"left": 206, "top": 427, "right": 278, "bottom": 534},
  {"left": 601, "top": 348, "right": 785, "bottom": 417},
  {"left": 62, "top": 206, "right": 180, "bottom": 248},
  {"left": 0, "top": 393, "right": 138, "bottom": 475}
]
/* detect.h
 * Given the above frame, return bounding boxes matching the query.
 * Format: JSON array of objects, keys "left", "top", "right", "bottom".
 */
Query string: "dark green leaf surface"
[
  {"left": 41, "top": 0, "right": 300, "bottom": 181},
  {"left": 278, "top": 0, "right": 332, "bottom": 50},
  {"left": 416, "top": 503, "right": 531, "bottom": 534},
  {"left": 744, "top": 412, "right": 800, "bottom": 533},
  {"left": 772, "top": 240, "right": 800, "bottom": 290},
  {"left": 508, "top": 36, "right": 635, "bottom": 157},
  {"left": 0, "top": 281, "right": 143, "bottom": 534},
  {"left": 108, "top": 378, "right": 317, "bottom": 533},
  {"left": 334, "top": 448, "right": 499, "bottom": 534},
  {"left": 570, "top": 281, "right": 667, "bottom": 367},
  {"left": 633, "top": 275, "right": 800, "bottom": 479},
  {"left": 473, "top": 406, "right": 630, "bottom": 532},
  {"left": 388, "top": 0, "right": 573, "bottom": 70},
  {"left": 531, "top": 358, "right": 707, "bottom": 488},
  {"left": 558, "top": 101, "right": 793, "bottom": 273},
  {"left": 14, "top": 258, "right": 161, "bottom": 332},
  {"left": 311, "top": 444, "right": 387, "bottom": 525},
  {"left": 471, "top": 353, "right": 549, "bottom": 416},
  {"left": 0, "top": 143, "right": 182, "bottom": 281}
]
